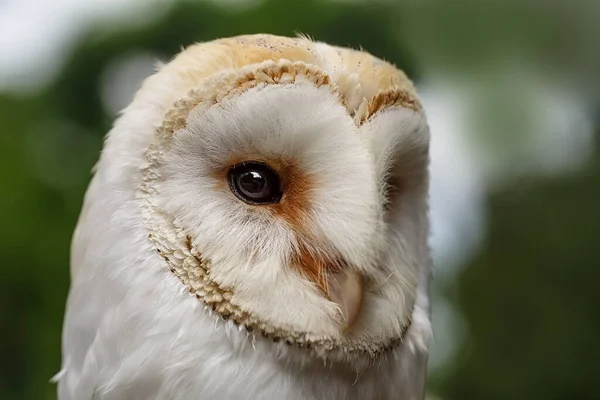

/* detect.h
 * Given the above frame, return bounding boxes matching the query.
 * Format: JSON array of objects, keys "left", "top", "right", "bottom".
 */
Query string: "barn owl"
[{"left": 56, "top": 34, "right": 432, "bottom": 400}]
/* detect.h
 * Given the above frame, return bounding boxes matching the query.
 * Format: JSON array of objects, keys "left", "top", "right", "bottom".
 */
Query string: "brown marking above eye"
[{"left": 354, "top": 87, "right": 422, "bottom": 125}]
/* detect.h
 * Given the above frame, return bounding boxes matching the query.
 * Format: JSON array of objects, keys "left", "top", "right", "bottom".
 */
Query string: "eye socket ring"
[{"left": 227, "top": 161, "right": 283, "bottom": 205}]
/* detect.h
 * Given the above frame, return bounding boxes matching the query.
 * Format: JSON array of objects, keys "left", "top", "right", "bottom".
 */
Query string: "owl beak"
[{"left": 326, "top": 268, "right": 365, "bottom": 332}]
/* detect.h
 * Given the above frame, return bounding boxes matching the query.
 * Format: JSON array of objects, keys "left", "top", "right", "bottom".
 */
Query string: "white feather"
[{"left": 59, "top": 36, "right": 432, "bottom": 400}]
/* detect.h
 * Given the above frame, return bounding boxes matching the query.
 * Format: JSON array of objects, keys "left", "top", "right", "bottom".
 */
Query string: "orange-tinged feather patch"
[
  {"left": 293, "top": 241, "right": 346, "bottom": 297},
  {"left": 213, "top": 155, "right": 314, "bottom": 231},
  {"left": 213, "top": 155, "right": 349, "bottom": 294}
]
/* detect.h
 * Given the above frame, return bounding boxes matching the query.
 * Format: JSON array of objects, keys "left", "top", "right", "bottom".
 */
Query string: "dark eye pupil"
[
  {"left": 227, "top": 161, "right": 282, "bottom": 205},
  {"left": 237, "top": 171, "right": 268, "bottom": 197}
]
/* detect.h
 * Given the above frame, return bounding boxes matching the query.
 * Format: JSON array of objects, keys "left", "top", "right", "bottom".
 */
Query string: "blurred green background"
[{"left": 1, "top": 0, "right": 599, "bottom": 399}]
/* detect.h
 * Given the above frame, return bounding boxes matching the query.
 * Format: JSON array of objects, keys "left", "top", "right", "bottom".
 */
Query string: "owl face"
[{"left": 134, "top": 35, "right": 430, "bottom": 364}]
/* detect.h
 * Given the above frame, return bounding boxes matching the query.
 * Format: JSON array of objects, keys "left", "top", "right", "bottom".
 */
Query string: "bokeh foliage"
[
  {"left": 434, "top": 132, "right": 600, "bottom": 400},
  {"left": 0, "top": 1, "right": 598, "bottom": 399}
]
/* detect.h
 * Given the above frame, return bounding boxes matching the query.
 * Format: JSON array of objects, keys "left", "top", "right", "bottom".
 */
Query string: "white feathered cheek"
[
  {"left": 140, "top": 60, "right": 424, "bottom": 358},
  {"left": 354, "top": 104, "right": 431, "bottom": 346}
]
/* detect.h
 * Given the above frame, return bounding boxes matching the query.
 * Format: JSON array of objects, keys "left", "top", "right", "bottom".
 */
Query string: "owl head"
[{"left": 70, "top": 34, "right": 431, "bottom": 371}]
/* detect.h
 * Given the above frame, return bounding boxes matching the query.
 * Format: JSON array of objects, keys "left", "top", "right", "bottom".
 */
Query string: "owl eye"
[{"left": 227, "top": 161, "right": 283, "bottom": 205}]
